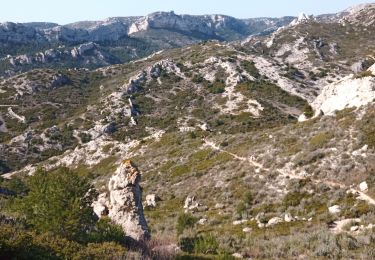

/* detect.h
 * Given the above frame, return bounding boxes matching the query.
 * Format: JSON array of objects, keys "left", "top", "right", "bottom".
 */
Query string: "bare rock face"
[
  {"left": 311, "top": 68, "right": 375, "bottom": 116},
  {"left": 108, "top": 160, "right": 150, "bottom": 241},
  {"left": 93, "top": 160, "right": 150, "bottom": 241}
]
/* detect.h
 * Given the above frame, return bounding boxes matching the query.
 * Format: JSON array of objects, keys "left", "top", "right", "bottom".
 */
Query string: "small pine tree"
[{"left": 17, "top": 167, "right": 97, "bottom": 241}]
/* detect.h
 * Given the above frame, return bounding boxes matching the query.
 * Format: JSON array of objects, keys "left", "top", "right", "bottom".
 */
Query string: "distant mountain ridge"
[
  {"left": 0, "top": 4, "right": 373, "bottom": 76},
  {"left": 0, "top": 12, "right": 294, "bottom": 76},
  {"left": 0, "top": 11, "right": 295, "bottom": 44}
]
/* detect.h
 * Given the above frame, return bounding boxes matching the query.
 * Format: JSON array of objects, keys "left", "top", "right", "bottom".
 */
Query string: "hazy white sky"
[{"left": 0, "top": 0, "right": 373, "bottom": 24}]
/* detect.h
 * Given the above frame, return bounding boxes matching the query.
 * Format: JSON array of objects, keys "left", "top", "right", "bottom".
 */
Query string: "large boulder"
[
  {"left": 93, "top": 160, "right": 150, "bottom": 241},
  {"left": 108, "top": 160, "right": 150, "bottom": 241}
]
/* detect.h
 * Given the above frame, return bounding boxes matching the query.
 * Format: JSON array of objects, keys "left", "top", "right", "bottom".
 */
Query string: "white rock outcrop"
[
  {"left": 92, "top": 193, "right": 109, "bottom": 217},
  {"left": 359, "top": 181, "right": 368, "bottom": 192},
  {"left": 108, "top": 160, "right": 150, "bottom": 241},
  {"left": 7, "top": 108, "right": 26, "bottom": 123},
  {"left": 145, "top": 194, "right": 159, "bottom": 207},
  {"left": 290, "top": 13, "right": 313, "bottom": 26},
  {"left": 311, "top": 68, "right": 375, "bottom": 116},
  {"left": 242, "top": 227, "right": 252, "bottom": 233},
  {"left": 329, "top": 205, "right": 341, "bottom": 214},
  {"left": 266, "top": 217, "right": 283, "bottom": 227},
  {"left": 93, "top": 160, "right": 150, "bottom": 241},
  {"left": 198, "top": 218, "right": 207, "bottom": 225},
  {"left": 233, "top": 219, "right": 248, "bottom": 225},
  {"left": 184, "top": 195, "right": 199, "bottom": 212}
]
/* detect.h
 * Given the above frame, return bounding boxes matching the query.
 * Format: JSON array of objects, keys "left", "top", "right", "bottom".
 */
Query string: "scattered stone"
[
  {"left": 329, "top": 205, "right": 341, "bottom": 214},
  {"left": 232, "top": 253, "right": 243, "bottom": 259},
  {"left": 266, "top": 217, "right": 283, "bottom": 227},
  {"left": 184, "top": 196, "right": 199, "bottom": 212},
  {"left": 350, "top": 226, "right": 359, "bottom": 232},
  {"left": 145, "top": 194, "right": 160, "bottom": 207},
  {"left": 233, "top": 219, "right": 248, "bottom": 225},
  {"left": 198, "top": 218, "right": 207, "bottom": 225},
  {"left": 359, "top": 181, "right": 368, "bottom": 192},
  {"left": 199, "top": 123, "right": 210, "bottom": 131},
  {"left": 242, "top": 227, "right": 252, "bottom": 233}
]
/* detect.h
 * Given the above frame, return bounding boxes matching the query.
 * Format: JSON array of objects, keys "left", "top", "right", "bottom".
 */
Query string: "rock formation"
[
  {"left": 289, "top": 13, "right": 313, "bottom": 26},
  {"left": 145, "top": 194, "right": 159, "bottom": 208},
  {"left": 311, "top": 65, "right": 375, "bottom": 116},
  {"left": 93, "top": 160, "right": 150, "bottom": 241}
]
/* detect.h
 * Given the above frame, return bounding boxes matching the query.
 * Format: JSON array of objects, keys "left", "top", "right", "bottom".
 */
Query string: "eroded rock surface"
[{"left": 93, "top": 160, "right": 150, "bottom": 241}]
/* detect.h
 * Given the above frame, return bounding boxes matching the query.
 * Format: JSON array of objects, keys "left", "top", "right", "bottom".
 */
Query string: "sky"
[{"left": 0, "top": 0, "right": 373, "bottom": 24}]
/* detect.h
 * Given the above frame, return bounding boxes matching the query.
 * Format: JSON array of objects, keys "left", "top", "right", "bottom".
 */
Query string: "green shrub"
[
  {"left": 177, "top": 213, "right": 197, "bottom": 235},
  {"left": 236, "top": 191, "right": 254, "bottom": 217},
  {"left": 16, "top": 167, "right": 96, "bottom": 241},
  {"left": 192, "top": 74, "right": 205, "bottom": 83},
  {"left": 241, "top": 60, "right": 260, "bottom": 78},
  {"left": 179, "top": 234, "right": 219, "bottom": 255},
  {"left": 78, "top": 132, "right": 92, "bottom": 144},
  {"left": 282, "top": 192, "right": 310, "bottom": 208},
  {"left": 309, "top": 132, "right": 333, "bottom": 149},
  {"left": 74, "top": 242, "right": 127, "bottom": 260},
  {"left": 303, "top": 104, "right": 314, "bottom": 118},
  {"left": 205, "top": 80, "right": 226, "bottom": 94},
  {"left": 284, "top": 66, "right": 305, "bottom": 80},
  {"left": 88, "top": 217, "right": 125, "bottom": 244},
  {"left": 193, "top": 234, "right": 219, "bottom": 255}
]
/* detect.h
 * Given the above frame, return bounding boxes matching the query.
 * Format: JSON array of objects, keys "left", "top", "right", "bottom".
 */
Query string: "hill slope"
[{"left": 1, "top": 3, "right": 375, "bottom": 259}]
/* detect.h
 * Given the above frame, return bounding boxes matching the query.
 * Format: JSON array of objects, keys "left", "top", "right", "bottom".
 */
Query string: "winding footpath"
[{"left": 203, "top": 139, "right": 375, "bottom": 206}]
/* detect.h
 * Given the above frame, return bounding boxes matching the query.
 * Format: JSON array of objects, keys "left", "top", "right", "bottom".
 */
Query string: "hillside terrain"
[
  {"left": 1, "top": 3, "right": 375, "bottom": 259},
  {"left": 0, "top": 12, "right": 294, "bottom": 77}
]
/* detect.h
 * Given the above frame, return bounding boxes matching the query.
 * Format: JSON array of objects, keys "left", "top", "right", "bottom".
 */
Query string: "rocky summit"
[{"left": 1, "top": 2, "right": 375, "bottom": 260}]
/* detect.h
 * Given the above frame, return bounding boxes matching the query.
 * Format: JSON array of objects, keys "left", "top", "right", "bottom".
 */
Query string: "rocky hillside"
[
  {"left": 1, "top": 3, "right": 375, "bottom": 259},
  {"left": 0, "top": 12, "right": 294, "bottom": 76}
]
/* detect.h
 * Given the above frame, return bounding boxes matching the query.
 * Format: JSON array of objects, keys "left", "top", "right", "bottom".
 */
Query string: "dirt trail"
[
  {"left": 203, "top": 139, "right": 265, "bottom": 169},
  {"left": 203, "top": 139, "right": 375, "bottom": 206}
]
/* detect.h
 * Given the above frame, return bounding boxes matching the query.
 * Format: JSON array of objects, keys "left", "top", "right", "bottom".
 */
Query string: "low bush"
[
  {"left": 309, "top": 132, "right": 334, "bottom": 149},
  {"left": 179, "top": 234, "right": 219, "bottom": 255},
  {"left": 177, "top": 213, "right": 197, "bottom": 235}
]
